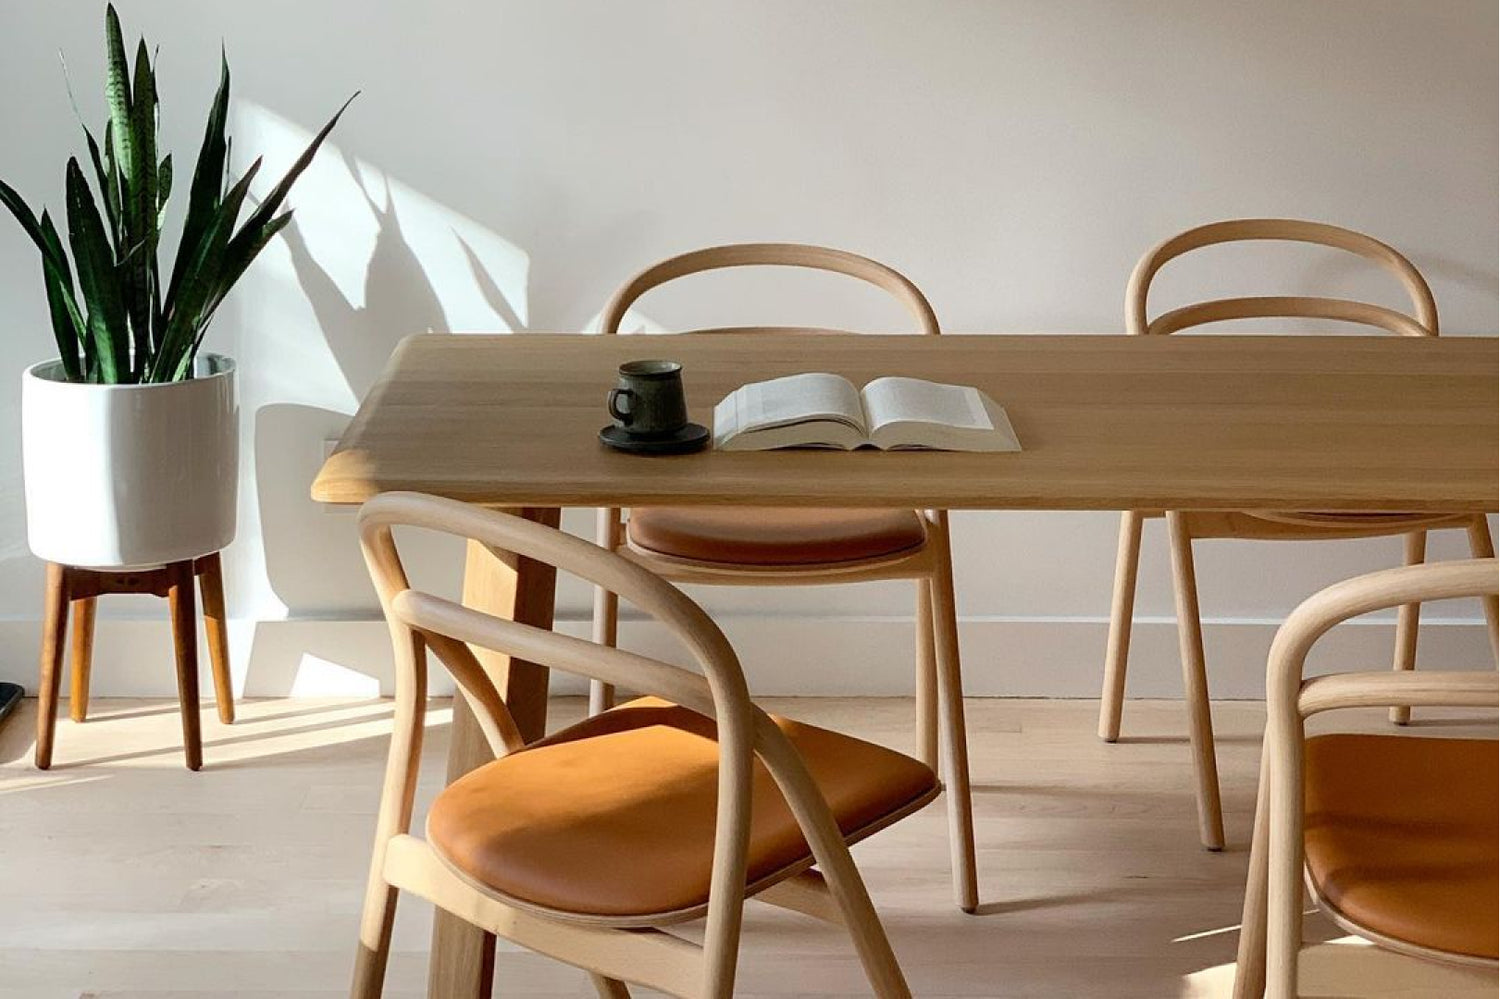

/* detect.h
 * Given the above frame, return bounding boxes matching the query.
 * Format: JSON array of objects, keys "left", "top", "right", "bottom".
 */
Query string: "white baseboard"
[{"left": 0, "top": 614, "right": 1491, "bottom": 699}]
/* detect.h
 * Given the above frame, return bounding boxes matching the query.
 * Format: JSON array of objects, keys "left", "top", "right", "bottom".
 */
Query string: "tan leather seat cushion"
[
  {"left": 426, "top": 697, "right": 939, "bottom": 920},
  {"left": 1304, "top": 733, "right": 1498, "bottom": 960},
  {"left": 626, "top": 507, "right": 926, "bottom": 566}
]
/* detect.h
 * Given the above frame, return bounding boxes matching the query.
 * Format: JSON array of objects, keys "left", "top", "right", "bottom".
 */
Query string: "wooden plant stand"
[{"left": 35, "top": 552, "right": 234, "bottom": 771}]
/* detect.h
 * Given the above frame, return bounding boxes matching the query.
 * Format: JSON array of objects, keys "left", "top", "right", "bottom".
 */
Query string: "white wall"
[{"left": 0, "top": 1, "right": 1494, "bottom": 699}]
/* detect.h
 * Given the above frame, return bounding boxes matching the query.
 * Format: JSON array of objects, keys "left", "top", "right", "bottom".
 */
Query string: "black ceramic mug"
[{"left": 607, "top": 359, "right": 689, "bottom": 437}]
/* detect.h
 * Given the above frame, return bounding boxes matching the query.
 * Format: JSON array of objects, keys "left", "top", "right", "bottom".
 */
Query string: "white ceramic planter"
[{"left": 22, "top": 353, "right": 238, "bottom": 568}]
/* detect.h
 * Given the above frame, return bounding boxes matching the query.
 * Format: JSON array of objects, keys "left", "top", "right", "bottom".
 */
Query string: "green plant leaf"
[
  {"left": 0, "top": 176, "right": 61, "bottom": 265},
  {"left": 188, "top": 207, "right": 294, "bottom": 364},
  {"left": 62, "top": 49, "right": 123, "bottom": 253},
  {"left": 153, "top": 158, "right": 260, "bottom": 381},
  {"left": 225, "top": 92, "right": 356, "bottom": 262},
  {"left": 38, "top": 211, "right": 86, "bottom": 380},
  {"left": 42, "top": 260, "right": 84, "bottom": 380},
  {"left": 0, "top": 178, "right": 92, "bottom": 376},
  {"left": 103, "top": 118, "right": 118, "bottom": 193},
  {"left": 130, "top": 39, "right": 158, "bottom": 220},
  {"left": 82, "top": 123, "right": 123, "bottom": 250},
  {"left": 157, "top": 153, "right": 172, "bottom": 214},
  {"left": 39, "top": 211, "right": 76, "bottom": 284},
  {"left": 66, "top": 157, "right": 128, "bottom": 382},
  {"left": 124, "top": 36, "right": 159, "bottom": 377},
  {"left": 178, "top": 157, "right": 259, "bottom": 301},
  {"left": 166, "top": 49, "right": 228, "bottom": 308},
  {"left": 103, "top": 4, "right": 135, "bottom": 185},
  {"left": 38, "top": 210, "right": 89, "bottom": 375}
]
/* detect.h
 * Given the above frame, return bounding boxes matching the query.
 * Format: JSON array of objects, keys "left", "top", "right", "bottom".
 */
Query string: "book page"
[
  {"left": 861, "top": 377, "right": 994, "bottom": 432},
  {"left": 713, "top": 372, "right": 865, "bottom": 448}
]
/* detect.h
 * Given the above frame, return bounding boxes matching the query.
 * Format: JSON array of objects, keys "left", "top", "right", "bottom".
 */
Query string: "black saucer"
[{"left": 599, "top": 422, "right": 711, "bottom": 455}]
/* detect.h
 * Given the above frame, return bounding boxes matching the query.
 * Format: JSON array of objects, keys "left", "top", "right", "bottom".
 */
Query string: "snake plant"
[{"left": 0, "top": 5, "right": 355, "bottom": 383}]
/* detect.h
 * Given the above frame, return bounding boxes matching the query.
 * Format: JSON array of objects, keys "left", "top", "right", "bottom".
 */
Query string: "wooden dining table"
[{"left": 312, "top": 330, "right": 1497, "bottom": 998}]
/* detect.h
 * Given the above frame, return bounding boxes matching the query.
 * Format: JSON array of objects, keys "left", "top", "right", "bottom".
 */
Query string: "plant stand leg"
[
  {"left": 69, "top": 596, "right": 97, "bottom": 723},
  {"left": 35, "top": 563, "right": 71, "bottom": 769},
  {"left": 197, "top": 553, "right": 235, "bottom": 725},
  {"left": 168, "top": 560, "right": 203, "bottom": 771}
]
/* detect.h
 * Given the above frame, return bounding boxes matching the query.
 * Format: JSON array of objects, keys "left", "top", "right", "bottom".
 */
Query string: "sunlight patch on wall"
[
  {"left": 229, "top": 100, "right": 532, "bottom": 407},
  {"left": 214, "top": 100, "right": 535, "bottom": 636}
]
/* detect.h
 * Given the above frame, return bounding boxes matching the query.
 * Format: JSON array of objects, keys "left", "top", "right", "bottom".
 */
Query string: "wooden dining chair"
[
  {"left": 350, "top": 491, "right": 938, "bottom": 998},
  {"left": 1232, "top": 557, "right": 1498, "bottom": 999},
  {"left": 1097, "top": 219, "right": 1499, "bottom": 850},
  {"left": 590, "top": 242, "right": 978, "bottom": 912}
]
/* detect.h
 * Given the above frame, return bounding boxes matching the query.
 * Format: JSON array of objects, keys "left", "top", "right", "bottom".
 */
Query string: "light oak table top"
[{"left": 313, "top": 332, "right": 1498, "bottom": 512}]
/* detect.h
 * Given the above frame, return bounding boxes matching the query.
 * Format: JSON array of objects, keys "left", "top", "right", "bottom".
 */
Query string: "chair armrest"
[
  {"left": 1298, "top": 670, "right": 1498, "bottom": 718},
  {"left": 393, "top": 589, "right": 717, "bottom": 719}
]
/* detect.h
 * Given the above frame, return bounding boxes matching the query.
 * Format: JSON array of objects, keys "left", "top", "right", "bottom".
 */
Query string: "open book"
[{"left": 713, "top": 373, "right": 1021, "bottom": 452}]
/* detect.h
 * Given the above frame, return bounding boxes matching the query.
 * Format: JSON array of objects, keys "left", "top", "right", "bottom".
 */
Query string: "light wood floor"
[{"left": 1, "top": 696, "right": 1494, "bottom": 998}]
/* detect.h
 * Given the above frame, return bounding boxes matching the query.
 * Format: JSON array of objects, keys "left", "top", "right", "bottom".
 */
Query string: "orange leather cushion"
[
  {"left": 626, "top": 507, "right": 926, "bottom": 566},
  {"left": 426, "top": 698, "right": 939, "bottom": 921},
  {"left": 1304, "top": 733, "right": 1498, "bottom": 960}
]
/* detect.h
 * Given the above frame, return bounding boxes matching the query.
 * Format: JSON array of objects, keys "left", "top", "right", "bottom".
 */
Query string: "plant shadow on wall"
[
  {"left": 281, "top": 155, "right": 452, "bottom": 394},
  {"left": 238, "top": 105, "right": 531, "bottom": 697}
]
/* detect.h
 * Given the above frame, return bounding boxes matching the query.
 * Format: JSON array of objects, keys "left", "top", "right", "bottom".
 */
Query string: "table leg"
[{"left": 427, "top": 507, "right": 560, "bottom": 999}]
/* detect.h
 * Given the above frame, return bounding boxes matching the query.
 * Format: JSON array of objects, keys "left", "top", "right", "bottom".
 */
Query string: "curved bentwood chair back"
[
  {"left": 1127, "top": 217, "right": 1438, "bottom": 338},
  {"left": 1100, "top": 219, "right": 1497, "bottom": 852},
  {"left": 597, "top": 242, "right": 941, "bottom": 338}
]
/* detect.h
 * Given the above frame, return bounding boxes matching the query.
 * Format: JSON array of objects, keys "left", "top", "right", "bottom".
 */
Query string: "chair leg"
[
  {"left": 590, "top": 975, "right": 631, "bottom": 998},
  {"left": 68, "top": 595, "right": 97, "bottom": 723},
  {"left": 590, "top": 509, "right": 622, "bottom": 715},
  {"left": 590, "top": 584, "right": 618, "bottom": 715},
  {"left": 35, "top": 563, "right": 70, "bottom": 770},
  {"left": 1232, "top": 739, "right": 1271, "bottom": 999},
  {"left": 1164, "top": 511, "right": 1225, "bottom": 851},
  {"left": 1265, "top": 727, "right": 1306, "bottom": 999},
  {"left": 831, "top": 875, "right": 912, "bottom": 999},
  {"left": 914, "top": 579, "right": 939, "bottom": 769},
  {"left": 1467, "top": 515, "right": 1498, "bottom": 658},
  {"left": 764, "top": 727, "right": 911, "bottom": 997},
  {"left": 1099, "top": 510, "right": 1144, "bottom": 742},
  {"left": 927, "top": 515, "right": 979, "bottom": 913},
  {"left": 167, "top": 560, "right": 203, "bottom": 772},
  {"left": 1389, "top": 530, "right": 1427, "bottom": 725},
  {"left": 350, "top": 927, "right": 396, "bottom": 999},
  {"left": 197, "top": 553, "right": 235, "bottom": 725},
  {"left": 352, "top": 631, "right": 428, "bottom": 999}
]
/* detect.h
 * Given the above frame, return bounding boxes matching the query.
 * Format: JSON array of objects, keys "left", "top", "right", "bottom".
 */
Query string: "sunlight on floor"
[
  {"left": 1184, "top": 935, "right": 1498, "bottom": 997},
  {"left": 0, "top": 697, "right": 451, "bottom": 771},
  {"left": 0, "top": 770, "right": 110, "bottom": 796}
]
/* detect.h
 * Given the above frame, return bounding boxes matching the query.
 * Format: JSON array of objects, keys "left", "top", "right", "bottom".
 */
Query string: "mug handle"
[{"left": 608, "top": 387, "right": 634, "bottom": 425}]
